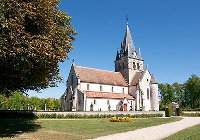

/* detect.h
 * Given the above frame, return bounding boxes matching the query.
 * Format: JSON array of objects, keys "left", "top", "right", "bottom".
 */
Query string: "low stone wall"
[{"left": 34, "top": 111, "right": 165, "bottom": 116}]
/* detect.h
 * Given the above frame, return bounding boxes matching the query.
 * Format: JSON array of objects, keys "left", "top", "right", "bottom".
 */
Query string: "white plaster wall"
[
  {"left": 80, "top": 82, "right": 128, "bottom": 94},
  {"left": 150, "top": 84, "right": 159, "bottom": 111},
  {"left": 85, "top": 98, "right": 134, "bottom": 111},
  {"left": 139, "top": 70, "right": 152, "bottom": 111}
]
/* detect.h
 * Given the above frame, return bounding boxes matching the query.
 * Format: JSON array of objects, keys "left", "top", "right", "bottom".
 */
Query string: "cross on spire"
[{"left": 126, "top": 15, "right": 128, "bottom": 25}]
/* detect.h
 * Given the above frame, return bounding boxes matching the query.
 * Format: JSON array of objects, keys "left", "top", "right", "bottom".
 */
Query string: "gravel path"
[{"left": 93, "top": 117, "right": 200, "bottom": 140}]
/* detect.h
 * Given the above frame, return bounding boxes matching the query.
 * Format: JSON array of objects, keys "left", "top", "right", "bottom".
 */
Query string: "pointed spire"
[
  {"left": 115, "top": 50, "right": 120, "bottom": 61},
  {"left": 122, "top": 19, "right": 136, "bottom": 58},
  {"left": 138, "top": 48, "right": 142, "bottom": 59},
  {"left": 72, "top": 59, "right": 75, "bottom": 66}
]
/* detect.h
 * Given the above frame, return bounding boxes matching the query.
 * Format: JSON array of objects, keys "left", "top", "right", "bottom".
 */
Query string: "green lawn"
[
  {"left": 0, "top": 117, "right": 181, "bottom": 140},
  {"left": 163, "top": 124, "right": 200, "bottom": 140}
]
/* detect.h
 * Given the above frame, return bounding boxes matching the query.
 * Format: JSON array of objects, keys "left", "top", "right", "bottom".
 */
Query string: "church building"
[{"left": 61, "top": 22, "right": 159, "bottom": 111}]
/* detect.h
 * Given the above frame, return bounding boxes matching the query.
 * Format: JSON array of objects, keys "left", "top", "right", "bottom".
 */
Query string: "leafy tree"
[
  {"left": 172, "top": 82, "right": 183, "bottom": 106},
  {"left": 159, "top": 83, "right": 175, "bottom": 107},
  {"left": 0, "top": 94, "right": 9, "bottom": 110},
  {"left": 8, "top": 91, "right": 24, "bottom": 110},
  {"left": 53, "top": 99, "right": 61, "bottom": 111},
  {"left": 0, "top": 0, "right": 77, "bottom": 94},
  {"left": 28, "top": 96, "right": 41, "bottom": 110},
  {"left": 184, "top": 74, "right": 200, "bottom": 108}
]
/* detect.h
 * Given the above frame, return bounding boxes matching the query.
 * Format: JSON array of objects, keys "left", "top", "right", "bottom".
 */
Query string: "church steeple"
[
  {"left": 120, "top": 23, "right": 137, "bottom": 59},
  {"left": 115, "top": 19, "right": 144, "bottom": 84}
]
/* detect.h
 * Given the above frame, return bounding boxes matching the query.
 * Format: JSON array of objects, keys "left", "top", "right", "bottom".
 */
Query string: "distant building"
[{"left": 61, "top": 22, "right": 159, "bottom": 111}]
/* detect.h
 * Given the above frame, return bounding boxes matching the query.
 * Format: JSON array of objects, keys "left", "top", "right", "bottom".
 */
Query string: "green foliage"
[
  {"left": 165, "top": 107, "right": 172, "bottom": 117},
  {"left": 159, "top": 74, "right": 200, "bottom": 110},
  {"left": 182, "top": 113, "right": 200, "bottom": 117},
  {"left": 183, "top": 75, "right": 200, "bottom": 109},
  {"left": 176, "top": 108, "right": 182, "bottom": 116},
  {"left": 0, "top": 0, "right": 77, "bottom": 93},
  {"left": 36, "top": 113, "right": 163, "bottom": 119},
  {"left": 0, "top": 91, "right": 61, "bottom": 111}
]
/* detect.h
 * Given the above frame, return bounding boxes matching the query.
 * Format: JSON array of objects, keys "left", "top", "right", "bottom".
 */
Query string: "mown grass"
[
  {"left": 0, "top": 117, "right": 182, "bottom": 140},
  {"left": 163, "top": 124, "right": 200, "bottom": 140}
]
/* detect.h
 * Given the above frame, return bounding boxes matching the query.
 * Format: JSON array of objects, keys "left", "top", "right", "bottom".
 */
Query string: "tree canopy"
[
  {"left": 0, "top": 0, "right": 77, "bottom": 94},
  {"left": 0, "top": 91, "right": 61, "bottom": 111},
  {"left": 159, "top": 74, "right": 200, "bottom": 110}
]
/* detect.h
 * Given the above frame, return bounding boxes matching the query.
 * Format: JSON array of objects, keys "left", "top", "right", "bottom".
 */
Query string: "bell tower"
[{"left": 115, "top": 22, "right": 144, "bottom": 84}]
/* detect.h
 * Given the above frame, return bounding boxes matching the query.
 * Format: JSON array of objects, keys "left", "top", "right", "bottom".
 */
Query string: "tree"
[
  {"left": 159, "top": 83, "right": 175, "bottom": 107},
  {"left": 184, "top": 74, "right": 200, "bottom": 108},
  {"left": 29, "top": 96, "right": 41, "bottom": 110},
  {"left": 172, "top": 82, "right": 183, "bottom": 106},
  {"left": 8, "top": 91, "right": 24, "bottom": 110},
  {"left": 0, "top": 0, "right": 77, "bottom": 94}
]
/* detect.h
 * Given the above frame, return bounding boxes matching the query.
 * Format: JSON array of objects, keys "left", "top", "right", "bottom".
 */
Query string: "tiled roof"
[
  {"left": 130, "top": 71, "right": 144, "bottom": 86},
  {"left": 75, "top": 66, "right": 128, "bottom": 86},
  {"left": 81, "top": 91, "right": 134, "bottom": 100},
  {"left": 150, "top": 76, "right": 158, "bottom": 84}
]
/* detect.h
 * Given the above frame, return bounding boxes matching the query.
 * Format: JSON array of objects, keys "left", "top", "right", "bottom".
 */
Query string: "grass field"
[
  {"left": 0, "top": 117, "right": 181, "bottom": 140},
  {"left": 163, "top": 124, "right": 200, "bottom": 140}
]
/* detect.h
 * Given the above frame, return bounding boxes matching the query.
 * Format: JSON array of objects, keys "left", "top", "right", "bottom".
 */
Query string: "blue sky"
[{"left": 28, "top": 0, "right": 200, "bottom": 98}]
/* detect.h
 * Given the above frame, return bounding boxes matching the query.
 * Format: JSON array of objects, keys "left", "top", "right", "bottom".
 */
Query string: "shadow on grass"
[
  {"left": 0, "top": 110, "right": 41, "bottom": 138},
  {"left": 0, "top": 118, "right": 41, "bottom": 138}
]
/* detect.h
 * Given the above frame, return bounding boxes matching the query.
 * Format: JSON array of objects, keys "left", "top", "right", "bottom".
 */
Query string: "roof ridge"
[{"left": 76, "top": 65, "right": 121, "bottom": 73}]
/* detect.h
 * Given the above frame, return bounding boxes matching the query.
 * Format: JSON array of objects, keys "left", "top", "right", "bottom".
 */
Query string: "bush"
[
  {"left": 165, "top": 107, "right": 172, "bottom": 117},
  {"left": 182, "top": 113, "right": 200, "bottom": 117},
  {"left": 35, "top": 113, "right": 163, "bottom": 119},
  {"left": 176, "top": 108, "right": 182, "bottom": 116},
  {"left": 109, "top": 117, "right": 132, "bottom": 122}
]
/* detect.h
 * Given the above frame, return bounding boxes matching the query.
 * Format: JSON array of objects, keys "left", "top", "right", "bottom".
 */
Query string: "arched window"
[
  {"left": 122, "top": 88, "right": 125, "bottom": 93},
  {"left": 133, "top": 62, "right": 136, "bottom": 70},
  {"left": 137, "top": 63, "right": 140, "bottom": 70},
  {"left": 147, "top": 88, "right": 150, "bottom": 99},
  {"left": 111, "top": 87, "right": 114, "bottom": 92},
  {"left": 87, "top": 84, "right": 89, "bottom": 90},
  {"left": 107, "top": 100, "right": 110, "bottom": 105}
]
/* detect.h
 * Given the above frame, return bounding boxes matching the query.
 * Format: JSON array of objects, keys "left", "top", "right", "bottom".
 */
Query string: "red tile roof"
[
  {"left": 81, "top": 91, "right": 134, "bottom": 100},
  {"left": 75, "top": 66, "right": 128, "bottom": 86},
  {"left": 130, "top": 71, "right": 144, "bottom": 86}
]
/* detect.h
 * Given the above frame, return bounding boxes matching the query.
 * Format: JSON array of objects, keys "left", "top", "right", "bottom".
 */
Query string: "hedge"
[
  {"left": 36, "top": 113, "right": 163, "bottom": 119},
  {"left": 165, "top": 108, "right": 172, "bottom": 117},
  {"left": 182, "top": 113, "right": 200, "bottom": 117},
  {"left": 0, "top": 110, "right": 163, "bottom": 119}
]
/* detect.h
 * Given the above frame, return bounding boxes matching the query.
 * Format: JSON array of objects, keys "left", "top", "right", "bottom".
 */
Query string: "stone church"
[{"left": 61, "top": 23, "right": 159, "bottom": 111}]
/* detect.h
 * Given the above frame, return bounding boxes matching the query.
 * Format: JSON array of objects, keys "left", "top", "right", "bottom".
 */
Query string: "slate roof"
[
  {"left": 82, "top": 91, "right": 134, "bottom": 100},
  {"left": 75, "top": 66, "right": 128, "bottom": 86},
  {"left": 130, "top": 71, "right": 144, "bottom": 86}
]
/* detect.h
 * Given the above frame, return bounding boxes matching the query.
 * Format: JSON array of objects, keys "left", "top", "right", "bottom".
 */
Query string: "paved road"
[{"left": 93, "top": 117, "right": 200, "bottom": 140}]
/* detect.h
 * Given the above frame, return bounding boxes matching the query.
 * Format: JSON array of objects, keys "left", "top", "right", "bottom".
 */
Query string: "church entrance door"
[{"left": 123, "top": 104, "right": 127, "bottom": 111}]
